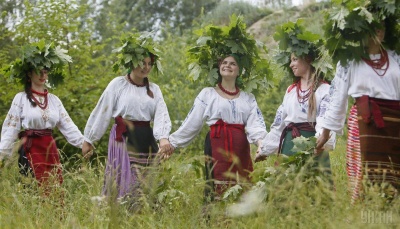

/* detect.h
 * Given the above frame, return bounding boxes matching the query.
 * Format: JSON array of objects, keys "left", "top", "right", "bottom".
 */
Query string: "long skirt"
[
  {"left": 204, "top": 120, "right": 251, "bottom": 201},
  {"left": 19, "top": 132, "right": 62, "bottom": 187},
  {"left": 102, "top": 124, "right": 159, "bottom": 199},
  {"left": 348, "top": 99, "right": 400, "bottom": 202},
  {"left": 348, "top": 102, "right": 400, "bottom": 203}
]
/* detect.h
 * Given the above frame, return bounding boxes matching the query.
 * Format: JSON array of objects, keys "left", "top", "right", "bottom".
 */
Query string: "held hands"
[
  {"left": 254, "top": 140, "right": 267, "bottom": 163},
  {"left": 158, "top": 138, "right": 174, "bottom": 160},
  {"left": 255, "top": 152, "right": 268, "bottom": 163},
  {"left": 315, "top": 128, "right": 331, "bottom": 155},
  {"left": 82, "top": 141, "right": 94, "bottom": 159}
]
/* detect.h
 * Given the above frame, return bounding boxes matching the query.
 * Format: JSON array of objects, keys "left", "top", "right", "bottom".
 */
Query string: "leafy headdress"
[
  {"left": 273, "top": 19, "right": 331, "bottom": 81},
  {"left": 187, "top": 14, "right": 272, "bottom": 92},
  {"left": 2, "top": 40, "right": 72, "bottom": 87},
  {"left": 324, "top": 0, "right": 400, "bottom": 65},
  {"left": 112, "top": 31, "right": 163, "bottom": 75}
]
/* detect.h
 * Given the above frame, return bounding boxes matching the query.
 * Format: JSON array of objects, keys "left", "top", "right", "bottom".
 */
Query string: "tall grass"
[{"left": 0, "top": 136, "right": 399, "bottom": 228}]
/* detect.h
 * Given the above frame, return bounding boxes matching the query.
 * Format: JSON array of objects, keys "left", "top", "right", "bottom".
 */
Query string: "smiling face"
[
  {"left": 28, "top": 69, "right": 48, "bottom": 88},
  {"left": 219, "top": 56, "right": 240, "bottom": 80},
  {"left": 132, "top": 57, "right": 152, "bottom": 80},
  {"left": 289, "top": 53, "right": 311, "bottom": 78}
]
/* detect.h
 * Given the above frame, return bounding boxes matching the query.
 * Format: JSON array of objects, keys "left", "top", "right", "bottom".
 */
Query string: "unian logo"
[{"left": 361, "top": 210, "right": 393, "bottom": 224}]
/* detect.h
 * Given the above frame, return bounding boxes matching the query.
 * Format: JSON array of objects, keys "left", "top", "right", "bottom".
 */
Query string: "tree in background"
[{"left": 96, "top": 0, "right": 219, "bottom": 36}]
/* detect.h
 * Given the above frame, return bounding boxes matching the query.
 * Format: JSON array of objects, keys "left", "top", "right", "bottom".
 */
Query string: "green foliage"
[
  {"left": 187, "top": 14, "right": 273, "bottom": 92},
  {"left": 200, "top": 1, "right": 272, "bottom": 26},
  {"left": 3, "top": 138, "right": 400, "bottom": 228},
  {"left": 1, "top": 41, "right": 72, "bottom": 87},
  {"left": 107, "top": 0, "right": 218, "bottom": 36},
  {"left": 112, "top": 31, "right": 163, "bottom": 75},
  {"left": 273, "top": 19, "right": 331, "bottom": 80},
  {"left": 324, "top": 0, "right": 400, "bottom": 65}
]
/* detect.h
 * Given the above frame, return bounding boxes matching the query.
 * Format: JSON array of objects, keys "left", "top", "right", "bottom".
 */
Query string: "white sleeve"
[
  {"left": 55, "top": 96, "right": 85, "bottom": 148},
  {"left": 0, "top": 93, "right": 23, "bottom": 156},
  {"left": 169, "top": 89, "right": 208, "bottom": 148},
  {"left": 319, "top": 62, "right": 350, "bottom": 135},
  {"left": 84, "top": 82, "right": 116, "bottom": 144},
  {"left": 315, "top": 87, "right": 336, "bottom": 151},
  {"left": 260, "top": 102, "right": 287, "bottom": 156},
  {"left": 245, "top": 94, "right": 267, "bottom": 145},
  {"left": 153, "top": 88, "right": 172, "bottom": 140},
  {"left": 388, "top": 50, "right": 400, "bottom": 93}
]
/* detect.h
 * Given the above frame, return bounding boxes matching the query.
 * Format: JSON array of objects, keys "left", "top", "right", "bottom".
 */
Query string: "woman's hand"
[
  {"left": 255, "top": 152, "right": 267, "bottom": 163},
  {"left": 315, "top": 128, "right": 331, "bottom": 155},
  {"left": 158, "top": 138, "right": 174, "bottom": 160},
  {"left": 254, "top": 140, "right": 267, "bottom": 162},
  {"left": 82, "top": 141, "right": 94, "bottom": 159}
]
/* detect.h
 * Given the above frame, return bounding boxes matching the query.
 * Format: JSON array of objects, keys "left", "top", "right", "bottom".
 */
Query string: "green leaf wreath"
[
  {"left": 112, "top": 31, "right": 163, "bottom": 75},
  {"left": 273, "top": 19, "right": 332, "bottom": 80},
  {"left": 2, "top": 40, "right": 72, "bottom": 87},
  {"left": 187, "top": 14, "right": 273, "bottom": 92},
  {"left": 324, "top": 0, "right": 400, "bottom": 66}
]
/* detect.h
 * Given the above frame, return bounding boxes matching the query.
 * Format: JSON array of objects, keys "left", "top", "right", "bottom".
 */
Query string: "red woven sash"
[{"left": 18, "top": 129, "right": 53, "bottom": 153}]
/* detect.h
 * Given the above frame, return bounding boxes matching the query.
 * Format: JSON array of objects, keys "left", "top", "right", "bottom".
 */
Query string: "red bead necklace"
[
  {"left": 127, "top": 75, "right": 146, "bottom": 87},
  {"left": 362, "top": 49, "right": 389, "bottom": 77},
  {"left": 31, "top": 88, "right": 48, "bottom": 109},
  {"left": 218, "top": 83, "right": 240, "bottom": 96},
  {"left": 296, "top": 81, "right": 312, "bottom": 103}
]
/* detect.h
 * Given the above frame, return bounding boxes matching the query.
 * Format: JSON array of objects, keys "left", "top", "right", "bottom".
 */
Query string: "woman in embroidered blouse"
[
  {"left": 0, "top": 43, "right": 84, "bottom": 188},
  {"left": 167, "top": 54, "right": 267, "bottom": 201},
  {"left": 316, "top": 18, "right": 400, "bottom": 203},
  {"left": 255, "top": 54, "right": 335, "bottom": 169},
  {"left": 82, "top": 50, "right": 172, "bottom": 200},
  {"left": 255, "top": 22, "right": 335, "bottom": 177}
]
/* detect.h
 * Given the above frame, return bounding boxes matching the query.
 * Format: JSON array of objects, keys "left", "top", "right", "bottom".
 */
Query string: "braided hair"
[
  {"left": 143, "top": 77, "right": 154, "bottom": 98},
  {"left": 24, "top": 72, "right": 37, "bottom": 107}
]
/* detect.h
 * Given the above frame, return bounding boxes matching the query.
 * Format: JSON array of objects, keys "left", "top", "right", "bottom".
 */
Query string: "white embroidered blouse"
[
  {"left": 169, "top": 87, "right": 267, "bottom": 148},
  {"left": 84, "top": 76, "right": 171, "bottom": 144},
  {"left": 319, "top": 50, "right": 400, "bottom": 134},
  {"left": 260, "top": 83, "right": 336, "bottom": 156},
  {"left": 0, "top": 92, "right": 84, "bottom": 156}
]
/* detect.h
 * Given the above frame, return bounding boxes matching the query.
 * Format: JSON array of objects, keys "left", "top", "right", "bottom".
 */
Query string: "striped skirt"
[
  {"left": 347, "top": 105, "right": 362, "bottom": 203},
  {"left": 102, "top": 124, "right": 159, "bottom": 199},
  {"left": 347, "top": 102, "right": 400, "bottom": 203}
]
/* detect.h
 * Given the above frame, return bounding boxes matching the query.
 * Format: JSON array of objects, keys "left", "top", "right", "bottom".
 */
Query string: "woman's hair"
[
  {"left": 144, "top": 77, "right": 154, "bottom": 98},
  {"left": 144, "top": 53, "right": 154, "bottom": 98},
  {"left": 24, "top": 72, "right": 37, "bottom": 107},
  {"left": 298, "top": 55, "right": 323, "bottom": 121}
]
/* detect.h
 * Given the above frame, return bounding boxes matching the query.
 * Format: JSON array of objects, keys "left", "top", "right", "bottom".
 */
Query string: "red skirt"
[
  {"left": 205, "top": 119, "right": 252, "bottom": 199},
  {"left": 20, "top": 130, "right": 62, "bottom": 185}
]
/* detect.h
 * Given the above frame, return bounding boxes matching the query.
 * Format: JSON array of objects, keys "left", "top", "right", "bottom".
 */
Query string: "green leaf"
[
  {"left": 54, "top": 46, "right": 72, "bottom": 63},
  {"left": 330, "top": 7, "right": 349, "bottom": 30},
  {"left": 207, "top": 68, "right": 219, "bottom": 85},
  {"left": 196, "top": 36, "right": 211, "bottom": 45},
  {"left": 188, "top": 62, "right": 202, "bottom": 81}
]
